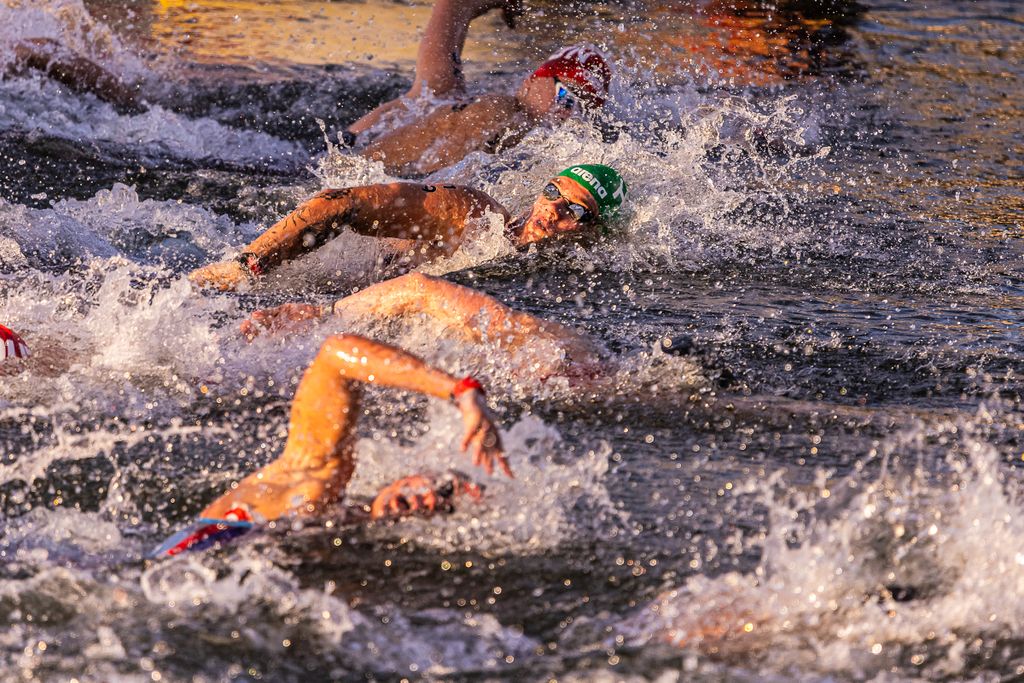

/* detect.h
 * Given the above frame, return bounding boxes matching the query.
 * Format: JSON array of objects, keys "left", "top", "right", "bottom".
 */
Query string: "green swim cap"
[{"left": 557, "top": 164, "right": 627, "bottom": 218}]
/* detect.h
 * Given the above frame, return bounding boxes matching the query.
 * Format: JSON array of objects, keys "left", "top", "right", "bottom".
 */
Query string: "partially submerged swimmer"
[
  {"left": 192, "top": 333, "right": 512, "bottom": 538},
  {"left": 189, "top": 163, "right": 627, "bottom": 291},
  {"left": 241, "top": 272, "right": 610, "bottom": 385},
  {"left": 344, "top": 0, "right": 613, "bottom": 176},
  {"left": 155, "top": 468, "right": 484, "bottom": 556},
  {"left": 4, "top": 38, "right": 144, "bottom": 113}
]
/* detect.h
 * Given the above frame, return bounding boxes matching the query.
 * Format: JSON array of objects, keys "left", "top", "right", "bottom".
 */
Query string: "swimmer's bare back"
[
  {"left": 343, "top": 0, "right": 527, "bottom": 175},
  {"left": 189, "top": 183, "right": 509, "bottom": 291},
  {"left": 362, "top": 96, "right": 534, "bottom": 176},
  {"left": 240, "top": 273, "right": 608, "bottom": 383}
]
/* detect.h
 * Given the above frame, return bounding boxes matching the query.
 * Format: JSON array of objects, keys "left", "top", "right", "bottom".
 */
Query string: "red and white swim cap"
[
  {"left": 0, "top": 324, "right": 30, "bottom": 361},
  {"left": 530, "top": 44, "right": 612, "bottom": 107}
]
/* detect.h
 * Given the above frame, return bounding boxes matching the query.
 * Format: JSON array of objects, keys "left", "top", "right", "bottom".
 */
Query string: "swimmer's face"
[
  {"left": 507, "top": 177, "right": 601, "bottom": 246},
  {"left": 516, "top": 76, "right": 575, "bottom": 122}
]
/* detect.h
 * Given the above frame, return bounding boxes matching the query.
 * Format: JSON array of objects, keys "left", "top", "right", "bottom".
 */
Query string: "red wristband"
[
  {"left": 237, "top": 252, "right": 265, "bottom": 277},
  {"left": 451, "top": 376, "right": 484, "bottom": 400}
]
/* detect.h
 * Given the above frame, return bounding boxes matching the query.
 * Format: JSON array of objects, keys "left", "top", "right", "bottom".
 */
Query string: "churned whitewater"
[{"left": 1, "top": 0, "right": 1022, "bottom": 681}]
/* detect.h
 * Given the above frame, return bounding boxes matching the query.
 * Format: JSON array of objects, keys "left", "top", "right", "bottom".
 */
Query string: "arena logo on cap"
[{"left": 570, "top": 166, "right": 619, "bottom": 200}]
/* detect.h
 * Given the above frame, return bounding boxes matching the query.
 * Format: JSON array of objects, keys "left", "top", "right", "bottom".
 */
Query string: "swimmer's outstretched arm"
[
  {"left": 346, "top": 0, "right": 522, "bottom": 135},
  {"left": 240, "top": 273, "right": 602, "bottom": 370},
  {"left": 189, "top": 184, "right": 505, "bottom": 291},
  {"left": 200, "top": 334, "right": 511, "bottom": 522},
  {"left": 8, "top": 38, "right": 143, "bottom": 113}
]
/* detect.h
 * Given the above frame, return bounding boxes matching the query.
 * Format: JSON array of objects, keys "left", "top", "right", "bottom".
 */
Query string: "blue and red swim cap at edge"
[{"left": 0, "top": 324, "right": 30, "bottom": 361}]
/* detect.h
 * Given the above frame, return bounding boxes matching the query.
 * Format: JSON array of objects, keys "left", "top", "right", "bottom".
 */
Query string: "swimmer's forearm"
[
  {"left": 319, "top": 334, "right": 461, "bottom": 400},
  {"left": 11, "top": 39, "right": 141, "bottom": 113},
  {"left": 410, "top": 0, "right": 471, "bottom": 97},
  {"left": 412, "top": 0, "right": 512, "bottom": 97},
  {"left": 243, "top": 189, "right": 362, "bottom": 270}
]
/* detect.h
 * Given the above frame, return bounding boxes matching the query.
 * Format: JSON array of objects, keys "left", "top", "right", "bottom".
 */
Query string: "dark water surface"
[{"left": 1, "top": 0, "right": 1022, "bottom": 680}]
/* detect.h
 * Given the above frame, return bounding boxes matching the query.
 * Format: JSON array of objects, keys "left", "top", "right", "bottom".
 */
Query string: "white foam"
[
  {"left": 0, "top": 78, "right": 307, "bottom": 166},
  {"left": 0, "top": 508, "right": 130, "bottom": 569},
  {"left": 346, "top": 409, "right": 617, "bottom": 555},
  {"left": 0, "top": 183, "right": 251, "bottom": 268},
  {"left": 0, "top": 0, "right": 307, "bottom": 167}
]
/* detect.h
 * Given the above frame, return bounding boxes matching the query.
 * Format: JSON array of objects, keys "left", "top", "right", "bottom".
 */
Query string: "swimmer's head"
[
  {"left": 507, "top": 164, "right": 627, "bottom": 246},
  {"left": 0, "top": 324, "right": 30, "bottom": 362},
  {"left": 369, "top": 470, "right": 484, "bottom": 520},
  {"left": 517, "top": 45, "right": 612, "bottom": 120}
]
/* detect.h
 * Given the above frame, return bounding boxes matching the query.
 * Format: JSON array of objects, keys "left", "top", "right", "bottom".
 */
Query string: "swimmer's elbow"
[{"left": 319, "top": 334, "right": 373, "bottom": 359}]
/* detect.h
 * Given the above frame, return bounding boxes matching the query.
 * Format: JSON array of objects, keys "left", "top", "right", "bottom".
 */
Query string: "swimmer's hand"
[
  {"left": 240, "top": 303, "right": 324, "bottom": 341},
  {"left": 189, "top": 260, "right": 248, "bottom": 292},
  {"left": 456, "top": 389, "right": 513, "bottom": 478},
  {"left": 369, "top": 472, "right": 483, "bottom": 519}
]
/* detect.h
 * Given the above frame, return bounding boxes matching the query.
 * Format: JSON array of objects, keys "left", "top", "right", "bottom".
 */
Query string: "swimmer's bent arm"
[
  {"left": 189, "top": 184, "right": 498, "bottom": 291},
  {"left": 346, "top": 0, "right": 521, "bottom": 135},
  {"left": 189, "top": 185, "right": 386, "bottom": 291},
  {"left": 201, "top": 334, "right": 510, "bottom": 521}
]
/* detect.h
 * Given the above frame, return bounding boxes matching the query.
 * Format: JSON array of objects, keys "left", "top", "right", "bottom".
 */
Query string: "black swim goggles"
[
  {"left": 554, "top": 80, "right": 578, "bottom": 111},
  {"left": 542, "top": 182, "right": 594, "bottom": 223}
]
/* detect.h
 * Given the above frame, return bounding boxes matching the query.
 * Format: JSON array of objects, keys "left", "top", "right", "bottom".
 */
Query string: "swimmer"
[
  {"left": 189, "top": 163, "right": 627, "bottom": 291},
  {"left": 243, "top": 272, "right": 607, "bottom": 384},
  {"left": 4, "top": 38, "right": 144, "bottom": 113},
  {"left": 196, "top": 333, "right": 512, "bottom": 526},
  {"left": 344, "top": 0, "right": 612, "bottom": 176}
]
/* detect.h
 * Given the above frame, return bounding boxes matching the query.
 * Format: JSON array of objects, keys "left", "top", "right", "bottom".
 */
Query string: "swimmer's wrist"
[
  {"left": 236, "top": 252, "right": 265, "bottom": 280},
  {"left": 318, "top": 300, "right": 340, "bottom": 319},
  {"left": 451, "top": 375, "right": 485, "bottom": 402}
]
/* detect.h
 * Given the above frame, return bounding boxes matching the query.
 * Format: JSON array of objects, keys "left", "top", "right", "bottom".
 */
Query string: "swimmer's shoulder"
[
  {"left": 452, "top": 93, "right": 520, "bottom": 116},
  {"left": 413, "top": 94, "right": 521, "bottom": 127},
  {"left": 380, "top": 182, "right": 507, "bottom": 221}
]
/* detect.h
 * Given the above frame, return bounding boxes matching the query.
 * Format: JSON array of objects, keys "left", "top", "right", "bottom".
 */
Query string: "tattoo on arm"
[
  {"left": 316, "top": 188, "right": 353, "bottom": 202},
  {"left": 269, "top": 190, "right": 357, "bottom": 263}
]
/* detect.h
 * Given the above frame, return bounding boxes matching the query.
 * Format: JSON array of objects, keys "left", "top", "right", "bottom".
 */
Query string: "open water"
[{"left": 0, "top": 0, "right": 1022, "bottom": 680}]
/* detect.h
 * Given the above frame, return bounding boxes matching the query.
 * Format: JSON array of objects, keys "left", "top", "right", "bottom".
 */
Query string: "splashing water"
[
  {"left": 1, "top": 0, "right": 1021, "bottom": 680},
  {"left": 607, "top": 407, "right": 1024, "bottom": 679}
]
